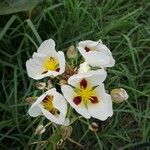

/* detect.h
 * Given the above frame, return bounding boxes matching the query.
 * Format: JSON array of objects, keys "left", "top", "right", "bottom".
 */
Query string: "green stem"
[{"left": 68, "top": 138, "right": 83, "bottom": 148}]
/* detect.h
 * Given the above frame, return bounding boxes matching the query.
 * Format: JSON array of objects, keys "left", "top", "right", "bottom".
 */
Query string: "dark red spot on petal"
[
  {"left": 73, "top": 96, "right": 82, "bottom": 105},
  {"left": 55, "top": 68, "right": 60, "bottom": 72},
  {"left": 84, "top": 47, "right": 90, "bottom": 52},
  {"left": 90, "top": 96, "right": 99, "bottom": 104},
  {"left": 42, "top": 70, "right": 48, "bottom": 74},
  {"left": 80, "top": 79, "right": 87, "bottom": 89}
]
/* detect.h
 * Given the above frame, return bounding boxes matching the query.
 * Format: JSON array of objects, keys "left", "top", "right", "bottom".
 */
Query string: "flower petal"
[
  {"left": 61, "top": 118, "right": 70, "bottom": 126},
  {"left": 26, "top": 59, "right": 43, "bottom": 80},
  {"left": 78, "top": 40, "right": 99, "bottom": 50},
  {"left": 52, "top": 90, "right": 68, "bottom": 117},
  {"left": 37, "top": 39, "right": 56, "bottom": 55},
  {"left": 57, "top": 51, "right": 65, "bottom": 75},
  {"left": 78, "top": 62, "right": 91, "bottom": 73},
  {"left": 78, "top": 48, "right": 114, "bottom": 67},
  {"left": 28, "top": 104, "right": 42, "bottom": 117},
  {"left": 87, "top": 85, "right": 113, "bottom": 121},
  {"left": 68, "top": 69, "right": 107, "bottom": 87},
  {"left": 41, "top": 106, "right": 64, "bottom": 125},
  {"left": 32, "top": 52, "right": 46, "bottom": 63},
  {"left": 28, "top": 92, "right": 47, "bottom": 117},
  {"left": 61, "top": 85, "right": 91, "bottom": 119},
  {"left": 78, "top": 39, "right": 115, "bottom": 67},
  {"left": 97, "top": 43, "right": 112, "bottom": 55}
]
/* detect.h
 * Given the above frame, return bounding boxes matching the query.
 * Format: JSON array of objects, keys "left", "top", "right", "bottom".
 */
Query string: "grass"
[{"left": 0, "top": 0, "right": 150, "bottom": 149}]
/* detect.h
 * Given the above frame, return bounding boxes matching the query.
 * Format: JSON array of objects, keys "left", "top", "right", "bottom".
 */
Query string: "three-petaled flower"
[
  {"left": 61, "top": 69, "right": 113, "bottom": 121},
  {"left": 26, "top": 39, "right": 65, "bottom": 80},
  {"left": 28, "top": 88, "right": 69, "bottom": 125},
  {"left": 77, "top": 40, "right": 115, "bottom": 68}
]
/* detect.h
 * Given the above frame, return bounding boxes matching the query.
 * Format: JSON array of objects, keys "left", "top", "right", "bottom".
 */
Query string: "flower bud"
[
  {"left": 25, "top": 96, "right": 37, "bottom": 105},
  {"left": 60, "top": 79, "right": 67, "bottom": 85},
  {"left": 89, "top": 122, "right": 99, "bottom": 132},
  {"left": 61, "top": 125, "right": 73, "bottom": 140},
  {"left": 35, "top": 82, "right": 46, "bottom": 90},
  {"left": 57, "top": 139, "right": 64, "bottom": 149},
  {"left": 67, "top": 45, "right": 78, "bottom": 59},
  {"left": 35, "top": 125, "right": 46, "bottom": 135},
  {"left": 47, "top": 80, "right": 53, "bottom": 89},
  {"left": 78, "top": 62, "right": 91, "bottom": 73},
  {"left": 111, "top": 88, "right": 129, "bottom": 103}
]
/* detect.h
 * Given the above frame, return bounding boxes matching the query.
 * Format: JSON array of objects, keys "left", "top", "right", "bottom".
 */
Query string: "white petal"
[
  {"left": 94, "top": 84, "right": 105, "bottom": 101},
  {"left": 26, "top": 59, "right": 44, "bottom": 80},
  {"left": 78, "top": 62, "right": 91, "bottom": 73},
  {"left": 97, "top": 43, "right": 116, "bottom": 67},
  {"left": 52, "top": 90, "right": 68, "bottom": 117},
  {"left": 68, "top": 69, "right": 107, "bottom": 87},
  {"left": 28, "top": 104, "right": 42, "bottom": 117},
  {"left": 61, "top": 85, "right": 91, "bottom": 119},
  {"left": 61, "top": 118, "right": 70, "bottom": 126},
  {"left": 57, "top": 51, "right": 65, "bottom": 74},
  {"left": 41, "top": 107, "right": 64, "bottom": 125},
  {"left": 77, "top": 40, "right": 115, "bottom": 68},
  {"left": 77, "top": 47, "right": 86, "bottom": 56},
  {"left": 87, "top": 85, "right": 113, "bottom": 121},
  {"left": 82, "top": 50, "right": 113, "bottom": 67},
  {"left": 79, "top": 40, "right": 99, "bottom": 49},
  {"left": 45, "top": 88, "right": 57, "bottom": 94},
  {"left": 45, "top": 70, "right": 59, "bottom": 77},
  {"left": 97, "top": 43, "right": 112, "bottom": 55},
  {"left": 37, "top": 39, "right": 56, "bottom": 55},
  {"left": 109, "top": 57, "right": 115, "bottom": 67},
  {"left": 28, "top": 92, "right": 47, "bottom": 117},
  {"left": 32, "top": 52, "right": 46, "bottom": 63},
  {"left": 78, "top": 40, "right": 101, "bottom": 55}
]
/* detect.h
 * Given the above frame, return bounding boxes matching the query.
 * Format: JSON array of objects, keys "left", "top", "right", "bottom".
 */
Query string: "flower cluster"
[{"left": 26, "top": 39, "right": 117, "bottom": 126}]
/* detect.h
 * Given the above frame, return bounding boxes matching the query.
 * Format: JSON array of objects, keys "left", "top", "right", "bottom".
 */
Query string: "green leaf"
[
  {"left": 46, "top": 127, "right": 62, "bottom": 150},
  {"left": 0, "top": 0, "right": 41, "bottom": 15}
]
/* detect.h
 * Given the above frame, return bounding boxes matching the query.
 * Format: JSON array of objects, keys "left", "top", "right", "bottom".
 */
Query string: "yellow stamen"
[
  {"left": 78, "top": 87, "right": 94, "bottom": 102},
  {"left": 42, "top": 95, "right": 59, "bottom": 115},
  {"left": 43, "top": 57, "right": 59, "bottom": 71},
  {"left": 73, "top": 79, "right": 99, "bottom": 106}
]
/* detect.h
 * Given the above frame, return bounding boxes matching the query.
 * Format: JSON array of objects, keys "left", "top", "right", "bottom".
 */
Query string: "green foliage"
[
  {"left": 0, "top": 0, "right": 41, "bottom": 15},
  {"left": 0, "top": 0, "right": 150, "bottom": 149}
]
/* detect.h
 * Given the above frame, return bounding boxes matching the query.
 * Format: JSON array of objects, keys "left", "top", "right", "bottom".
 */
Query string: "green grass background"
[{"left": 0, "top": 0, "right": 150, "bottom": 149}]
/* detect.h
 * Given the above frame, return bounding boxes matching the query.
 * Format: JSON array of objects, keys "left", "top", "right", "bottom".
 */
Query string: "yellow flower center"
[
  {"left": 73, "top": 79, "right": 99, "bottom": 106},
  {"left": 42, "top": 57, "right": 59, "bottom": 73},
  {"left": 77, "top": 87, "right": 95, "bottom": 103},
  {"left": 42, "top": 95, "right": 59, "bottom": 115}
]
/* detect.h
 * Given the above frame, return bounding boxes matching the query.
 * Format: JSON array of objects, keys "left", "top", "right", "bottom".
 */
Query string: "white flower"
[
  {"left": 78, "top": 62, "right": 91, "bottom": 73},
  {"left": 77, "top": 40, "right": 115, "bottom": 67},
  {"left": 26, "top": 39, "right": 65, "bottom": 80},
  {"left": 28, "top": 88, "right": 69, "bottom": 126},
  {"left": 61, "top": 69, "right": 113, "bottom": 121}
]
